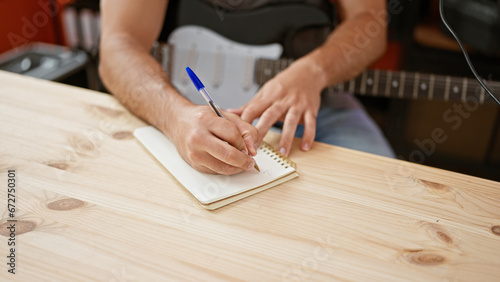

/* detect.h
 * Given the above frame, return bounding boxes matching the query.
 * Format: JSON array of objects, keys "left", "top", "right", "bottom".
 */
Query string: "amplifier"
[{"left": 443, "top": 0, "right": 500, "bottom": 55}]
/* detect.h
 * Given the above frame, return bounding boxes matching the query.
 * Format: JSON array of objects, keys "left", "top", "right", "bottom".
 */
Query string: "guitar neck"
[{"left": 256, "top": 58, "right": 500, "bottom": 104}]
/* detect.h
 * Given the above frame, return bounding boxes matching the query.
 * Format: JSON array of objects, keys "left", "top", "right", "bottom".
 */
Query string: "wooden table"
[{"left": 1, "top": 70, "right": 499, "bottom": 281}]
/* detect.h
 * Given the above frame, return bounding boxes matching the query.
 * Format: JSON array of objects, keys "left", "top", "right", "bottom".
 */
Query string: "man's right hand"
[
  {"left": 164, "top": 104, "right": 259, "bottom": 175},
  {"left": 100, "top": 0, "right": 260, "bottom": 175}
]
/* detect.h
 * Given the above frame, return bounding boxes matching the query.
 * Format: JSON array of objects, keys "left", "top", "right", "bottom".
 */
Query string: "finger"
[
  {"left": 255, "top": 103, "right": 286, "bottom": 144},
  {"left": 209, "top": 118, "right": 248, "bottom": 153},
  {"left": 190, "top": 161, "right": 216, "bottom": 174},
  {"left": 226, "top": 107, "right": 243, "bottom": 115},
  {"left": 198, "top": 153, "right": 246, "bottom": 175},
  {"left": 189, "top": 137, "right": 248, "bottom": 175},
  {"left": 240, "top": 94, "right": 270, "bottom": 124},
  {"left": 225, "top": 113, "right": 259, "bottom": 156},
  {"left": 278, "top": 108, "right": 302, "bottom": 156},
  {"left": 206, "top": 139, "right": 255, "bottom": 172},
  {"left": 300, "top": 111, "right": 316, "bottom": 151}
]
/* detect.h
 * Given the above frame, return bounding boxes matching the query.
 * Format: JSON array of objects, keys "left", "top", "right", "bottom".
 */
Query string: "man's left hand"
[{"left": 228, "top": 58, "right": 325, "bottom": 156}]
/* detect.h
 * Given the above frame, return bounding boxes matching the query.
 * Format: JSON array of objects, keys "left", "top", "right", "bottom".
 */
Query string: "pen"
[{"left": 185, "top": 67, "right": 260, "bottom": 172}]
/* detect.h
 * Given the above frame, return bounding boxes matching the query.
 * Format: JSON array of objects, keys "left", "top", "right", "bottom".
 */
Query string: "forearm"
[
  {"left": 99, "top": 33, "right": 191, "bottom": 136},
  {"left": 302, "top": 7, "right": 387, "bottom": 89}
]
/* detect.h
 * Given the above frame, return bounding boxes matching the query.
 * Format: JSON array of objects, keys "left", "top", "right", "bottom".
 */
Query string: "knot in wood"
[
  {"left": 0, "top": 220, "right": 37, "bottom": 236},
  {"left": 47, "top": 198, "right": 86, "bottom": 211}
]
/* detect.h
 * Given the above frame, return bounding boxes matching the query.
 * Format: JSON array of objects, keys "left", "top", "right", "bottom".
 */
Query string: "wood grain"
[{"left": 1, "top": 71, "right": 499, "bottom": 281}]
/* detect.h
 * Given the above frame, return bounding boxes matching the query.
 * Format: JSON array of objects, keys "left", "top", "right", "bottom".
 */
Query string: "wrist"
[
  {"left": 294, "top": 54, "right": 331, "bottom": 91},
  {"left": 155, "top": 88, "right": 194, "bottom": 136}
]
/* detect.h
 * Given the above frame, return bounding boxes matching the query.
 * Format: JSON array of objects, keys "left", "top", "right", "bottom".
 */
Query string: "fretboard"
[{"left": 256, "top": 58, "right": 500, "bottom": 104}]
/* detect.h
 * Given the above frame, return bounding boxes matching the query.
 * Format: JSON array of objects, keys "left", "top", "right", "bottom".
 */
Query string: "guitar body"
[
  {"left": 168, "top": 26, "right": 282, "bottom": 110},
  {"left": 164, "top": 0, "right": 334, "bottom": 109}
]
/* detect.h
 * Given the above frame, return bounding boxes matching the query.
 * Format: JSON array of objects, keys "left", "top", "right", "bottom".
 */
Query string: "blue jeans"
[{"left": 274, "top": 92, "right": 395, "bottom": 158}]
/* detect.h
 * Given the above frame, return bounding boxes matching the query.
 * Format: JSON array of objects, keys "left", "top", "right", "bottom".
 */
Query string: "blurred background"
[{"left": 1, "top": 0, "right": 499, "bottom": 181}]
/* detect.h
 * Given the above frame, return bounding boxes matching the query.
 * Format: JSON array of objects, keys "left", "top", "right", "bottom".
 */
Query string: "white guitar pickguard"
[{"left": 168, "top": 25, "right": 283, "bottom": 110}]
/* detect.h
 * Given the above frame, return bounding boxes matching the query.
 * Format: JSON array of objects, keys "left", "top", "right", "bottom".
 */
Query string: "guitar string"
[
  {"left": 258, "top": 59, "right": 499, "bottom": 87},
  {"left": 258, "top": 58, "right": 499, "bottom": 101},
  {"left": 260, "top": 69, "right": 495, "bottom": 97},
  {"left": 259, "top": 72, "right": 495, "bottom": 89}
]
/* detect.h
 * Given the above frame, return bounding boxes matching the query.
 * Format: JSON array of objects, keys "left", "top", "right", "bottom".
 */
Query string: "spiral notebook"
[{"left": 134, "top": 126, "right": 298, "bottom": 210}]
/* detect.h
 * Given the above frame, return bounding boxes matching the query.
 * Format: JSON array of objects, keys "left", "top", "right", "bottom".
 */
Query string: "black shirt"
[{"left": 159, "top": 0, "right": 335, "bottom": 57}]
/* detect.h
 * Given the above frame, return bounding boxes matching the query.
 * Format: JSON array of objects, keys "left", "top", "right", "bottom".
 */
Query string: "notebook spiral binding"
[{"left": 260, "top": 142, "right": 297, "bottom": 169}]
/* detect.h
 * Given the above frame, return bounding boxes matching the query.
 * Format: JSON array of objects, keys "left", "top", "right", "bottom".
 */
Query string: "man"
[{"left": 99, "top": 0, "right": 394, "bottom": 175}]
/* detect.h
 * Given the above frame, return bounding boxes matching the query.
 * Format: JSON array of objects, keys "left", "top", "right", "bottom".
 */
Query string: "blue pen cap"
[{"left": 185, "top": 67, "right": 205, "bottom": 91}]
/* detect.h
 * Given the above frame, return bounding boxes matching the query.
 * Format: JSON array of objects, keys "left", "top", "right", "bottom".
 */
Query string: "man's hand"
[
  {"left": 165, "top": 105, "right": 259, "bottom": 175},
  {"left": 229, "top": 58, "right": 325, "bottom": 156},
  {"left": 100, "top": 0, "right": 260, "bottom": 175}
]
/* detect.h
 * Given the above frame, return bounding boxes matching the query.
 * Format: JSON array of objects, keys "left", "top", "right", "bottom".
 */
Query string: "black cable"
[{"left": 439, "top": 0, "right": 500, "bottom": 105}]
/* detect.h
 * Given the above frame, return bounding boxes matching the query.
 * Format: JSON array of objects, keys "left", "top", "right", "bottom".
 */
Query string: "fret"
[
  {"left": 385, "top": 71, "right": 392, "bottom": 97},
  {"left": 451, "top": 85, "right": 457, "bottom": 99},
  {"left": 378, "top": 71, "right": 386, "bottom": 96},
  {"left": 405, "top": 72, "right": 416, "bottom": 99},
  {"left": 268, "top": 60, "right": 273, "bottom": 76},
  {"left": 266, "top": 60, "right": 274, "bottom": 81},
  {"left": 256, "top": 59, "right": 264, "bottom": 85},
  {"left": 391, "top": 78, "right": 398, "bottom": 89},
  {"left": 415, "top": 73, "right": 428, "bottom": 100},
  {"left": 412, "top": 72, "right": 420, "bottom": 100},
  {"left": 485, "top": 81, "right": 500, "bottom": 103},
  {"left": 280, "top": 58, "right": 288, "bottom": 72},
  {"left": 273, "top": 59, "right": 280, "bottom": 78},
  {"left": 278, "top": 58, "right": 284, "bottom": 72},
  {"left": 354, "top": 75, "right": 363, "bottom": 95},
  {"left": 266, "top": 60, "right": 274, "bottom": 84},
  {"left": 260, "top": 59, "right": 267, "bottom": 85},
  {"left": 288, "top": 58, "right": 294, "bottom": 70},
  {"left": 259, "top": 59, "right": 272, "bottom": 80},
  {"left": 389, "top": 74, "right": 399, "bottom": 98},
  {"left": 398, "top": 71, "right": 406, "bottom": 98},
  {"left": 428, "top": 74, "right": 435, "bottom": 100},
  {"left": 373, "top": 70, "right": 380, "bottom": 96},
  {"left": 327, "top": 85, "right": 335, "bottom": 94},
  {"left": 451, "top": 83, "right": 460, "bottom": 100},
  {"left": 265, "top": 60, "right": 271, "bottom": 84},
  {"left": 348, "top": 78, "right": 355, "bottom": 94},
  {"left": 360, "top": 71, "right": 367, "bottom": 95},
  {"left": 444, "top": 76, "right": 451, "bottom": 102},
  {"left": 365, "top": 71, "right": 374, "bottom": 93},
  {"left": 328, "top": 84, "right": 336, "bottom": 93},
  {"left": 266, "top": 60, "right": 274, "bottom": 82},
  {"left": 339, "top": 81, "right": 345, "bottom": 93},
  {"left": 461, "top": 78, "right": 468, "bottom": 103}
]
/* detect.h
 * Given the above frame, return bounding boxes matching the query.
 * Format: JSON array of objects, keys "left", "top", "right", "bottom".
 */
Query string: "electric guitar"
[{"left": 152, "top": 25, "right": 500, "bottom": 110}]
